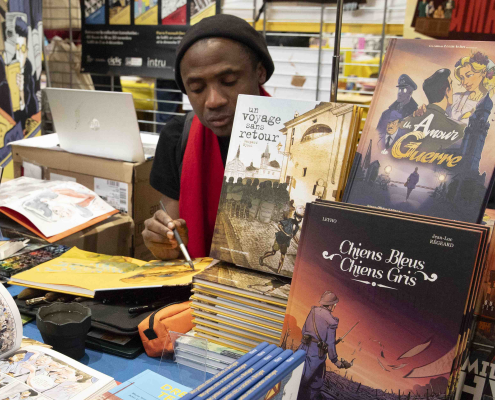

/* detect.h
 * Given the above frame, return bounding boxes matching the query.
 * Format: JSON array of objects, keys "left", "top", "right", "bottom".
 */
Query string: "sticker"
[
  {"left": 49, "top": 172, "right": 76, "bottom": 182},
  {"left": 94, "top": 177, "right": 129, "bottom": 213}
]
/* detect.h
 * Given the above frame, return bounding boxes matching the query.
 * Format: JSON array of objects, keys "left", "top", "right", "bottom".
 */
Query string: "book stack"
[
  {"left": 282, "top": 199, "right": 491, "bottom": 400},
  {"left": 202, "top": 95, "right": 364, "bottom": 354},
  {"left": 181, "top": 342, "right": 305, "bottom": 400},
  {"left": 190, "top": 262, "right": 290, "bottom": 353},
  {"left": 175, "top": 332, "right": 245, "bottom": 375}
]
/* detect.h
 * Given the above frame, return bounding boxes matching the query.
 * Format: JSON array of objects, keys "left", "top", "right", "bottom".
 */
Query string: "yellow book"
[
  {"left": 6, "top": 62, "right": 20, "bottom": 112},
  {"left": 9, "top": 247, "right": 212, "bottom": 297}
]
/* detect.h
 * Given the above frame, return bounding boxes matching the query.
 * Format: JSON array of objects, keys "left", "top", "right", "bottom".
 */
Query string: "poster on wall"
[
  {"left": 80, "top": 0, "right": 220, "bottom": 78},
  {"left": 404, "top": 0, "right": 495, "bottom": 40},
  {"left": 0, "top": 0, "right": 42, "bottom": 179}
]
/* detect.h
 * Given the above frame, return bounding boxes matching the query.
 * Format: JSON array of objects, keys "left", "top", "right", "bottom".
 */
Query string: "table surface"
[{"left": 7, "top": 285, "right": 212, "bottom": 388}]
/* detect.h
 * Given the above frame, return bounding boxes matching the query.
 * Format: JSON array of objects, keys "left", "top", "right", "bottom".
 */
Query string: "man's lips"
[{"left": 207, "top": 116, "right": 232, "bottom": 128}]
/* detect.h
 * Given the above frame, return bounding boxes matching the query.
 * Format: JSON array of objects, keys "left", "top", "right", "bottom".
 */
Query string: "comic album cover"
[
  {"left": 344, "top": 39, "right": 495, "bottom": 223},
  {"left": 209, "top": 95, "right": 357, "bottom": 278},
  {"left": 282, "top": 202, "right": 484, "bottom": 400}
]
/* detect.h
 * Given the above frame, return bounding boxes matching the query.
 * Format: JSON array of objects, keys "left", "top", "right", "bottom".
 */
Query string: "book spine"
[
  {"left": 181, "top": 342, "right": 269, "bottom": 400},
  {"left": 237, "top": 350, "right": 306, "bottom": 400},
  {"left": 205, "top": 347, "right": 286, "bottom": 400},
  {"left": 190, "top": 344, "right": 278, "bottom": 400},
  {"left": 219, "top": 349, "right": 294, "bottom": 400}
]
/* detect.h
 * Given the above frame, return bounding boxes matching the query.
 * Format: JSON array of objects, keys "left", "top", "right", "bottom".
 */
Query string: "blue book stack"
[{"left": 183, "top": 342, "right": 306, "bottom": 400}]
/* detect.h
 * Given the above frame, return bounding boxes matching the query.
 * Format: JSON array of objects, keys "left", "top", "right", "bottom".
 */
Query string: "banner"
[
  {"left": 80, "top": 0, "right": 220, "bottom": 78},
  {"left": 0, "top": 0, "right": 42, "bottom": 179},
  {"left": 404, "top": 0, "right": 495, "bottom": 40}
]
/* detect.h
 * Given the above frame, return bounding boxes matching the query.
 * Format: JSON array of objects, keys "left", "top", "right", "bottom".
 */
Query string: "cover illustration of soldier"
[
  {"left": 209, "top": 95, "right": 355, "bottom": 277},
  {"left": 282, "top": 203, "right": 484, "bottom": 400},
  {"left": 345, "top": 39, "right": 495, "bottom": 223}
]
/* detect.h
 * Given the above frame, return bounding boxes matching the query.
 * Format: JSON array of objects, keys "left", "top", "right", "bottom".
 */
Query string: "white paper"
[
  {"left": 93, "top": 178, "right": 128, "bottom": 213},
  {"left": 49, "top": 173, "right": 76, "bottom": 182},
  {"left": 22, "top": 162, "right": 42, "bottom": 180},
  {"left": 0, "top": 178, "right": 116, "bottom": 238}
]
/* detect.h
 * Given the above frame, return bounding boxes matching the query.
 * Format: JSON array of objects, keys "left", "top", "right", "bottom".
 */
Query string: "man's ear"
[{"left": 257, "top": 62, "right": 267, "bottom": 85}]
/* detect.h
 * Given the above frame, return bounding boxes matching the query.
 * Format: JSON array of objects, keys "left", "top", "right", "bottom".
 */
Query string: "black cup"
[{"left": 36, "top": 302, "right": 92, "bottom": 360}]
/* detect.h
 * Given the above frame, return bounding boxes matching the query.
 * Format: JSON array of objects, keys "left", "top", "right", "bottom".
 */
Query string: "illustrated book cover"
[
  {"left": 210, "top": 95, "right": 362, "bottom": 277},
  {"left": 192, "top": 262, "right": 291, "bottom": 306},
  {"left": 0, "top": 178, "right": 118, "bottom": 242},
  {"left": 281, "top": 201, "right": 486, "bottom": 400},
  {"left": 9, "top": 247, "right": 213, "bottom": 297},
  {"left": 343, "top": 39, "right": 495, "bottom": 223},
  {"left": 0, "top": 283, "right": 116, "bottom": 400}
]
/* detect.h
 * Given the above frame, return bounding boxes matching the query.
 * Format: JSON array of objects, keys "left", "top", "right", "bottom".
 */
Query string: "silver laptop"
[{"left": 44, "top": 88, "right": 151, "bottom": 163}]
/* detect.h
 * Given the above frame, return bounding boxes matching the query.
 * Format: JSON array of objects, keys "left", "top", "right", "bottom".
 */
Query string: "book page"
[
  {"left": 0, "top": 345, "right": 114, "bottom": 400},
  {"left": 0, "top": 283, "right": 22, "bottom": 359},
  {"left": 0, "top": 178, "right": 116, "bottom": 238}
]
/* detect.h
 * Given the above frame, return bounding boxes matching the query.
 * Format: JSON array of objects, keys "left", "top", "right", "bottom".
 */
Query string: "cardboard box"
[
  {"left": 11, "top": 135, "right": 162, "bottom": 256},
  {"left": 0, "top": 213, "right": 134, "bottom": 256}
]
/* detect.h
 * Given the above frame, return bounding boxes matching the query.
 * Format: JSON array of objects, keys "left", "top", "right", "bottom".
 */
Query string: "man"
[
  {"left": 13, "top": 18, "right": 38, "bottom": 131},
  {"left": 405, "top": 167, "right": 420, "bottom": 200},
  {"left": 259, "top": 205, "right": 304, "bottom": 274},
  {"left": 377, "top": 110, "right": 401, "bottom": 153},
  {"left": 297, "top": 291, "right": 352, "bottom": 400},
  {"left": 376, "top": 74, "right": 418, "bottom": 135},
  {"left": 402, "top": 68, "right": 465, "bottom": 154},
  {"left": 142, "top": 15, "right": 274, "bottom": 260}
]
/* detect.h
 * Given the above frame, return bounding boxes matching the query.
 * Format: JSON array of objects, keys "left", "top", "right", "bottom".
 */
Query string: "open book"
[
  {"left": 0, "top": 283, "right": 115, "bottom": 400},
  {"left": 0, "top": 178, "right": 118, "bottom": 243}
]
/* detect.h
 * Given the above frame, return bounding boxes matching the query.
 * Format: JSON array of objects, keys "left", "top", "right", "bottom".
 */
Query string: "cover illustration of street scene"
[
  {"left": 209, "top": 95, "right": 354, "bottom": 277},
  {"left": 0, "top": 0, "right": 42, "bottom": 178},
  {"left": 282, "top": 203, "right": 482, "bottom": 400},
  {"left": 345, "top": 40, "right": 495, "bottom": 223}
]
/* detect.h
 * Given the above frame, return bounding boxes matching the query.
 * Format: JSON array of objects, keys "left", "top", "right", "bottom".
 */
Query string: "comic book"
[
  {"left": 210, "top": 95, "right": 362, "bottom": 278},
  {"left": 344, "top": 39, "right": 495, "bottom": 224},
  {"left": 8, "top": 247, "right": 213, "bottom": 297},
  {"left": 0, "top": 178, "right": 118, "bottom": 242},
  {"left": 0, "top": 283, "right": 116, "bottom": 400},
  {"left": 281, "top": 201, "right": 488, "bottom": 400}
]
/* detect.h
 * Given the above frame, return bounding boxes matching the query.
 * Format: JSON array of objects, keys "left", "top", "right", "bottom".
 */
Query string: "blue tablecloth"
[{"left": 7, "top": 285, "right": 211, "bottom": 387}]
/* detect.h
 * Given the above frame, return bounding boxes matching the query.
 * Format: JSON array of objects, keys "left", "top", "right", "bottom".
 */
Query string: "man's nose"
[{"left": 205, "top": 86, "right": 228, "bottom": 109}]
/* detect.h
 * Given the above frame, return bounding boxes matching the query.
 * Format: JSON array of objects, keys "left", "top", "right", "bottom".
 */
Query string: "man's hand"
[
  {"left": 413, "top": 104, "right": 427, "bottom": 118},
  {"left": 142, "top": 210, "right": 189, "bottom": 260},
  {"left": 335, "top": 358, "right": 353, "bottom": 369}
]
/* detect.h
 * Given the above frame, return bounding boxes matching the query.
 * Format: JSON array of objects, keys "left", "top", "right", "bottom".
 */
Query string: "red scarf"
[{"left": 179, "top": 87, "right": 270, "bottom": 257}]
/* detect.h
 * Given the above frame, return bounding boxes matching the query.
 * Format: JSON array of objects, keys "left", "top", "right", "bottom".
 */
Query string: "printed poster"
[
  {"left": 0, "top": 0, "right": 42, "bottom": 179},
  {"left": 80, "top": 0, "right": 220, "bottom": 78}
]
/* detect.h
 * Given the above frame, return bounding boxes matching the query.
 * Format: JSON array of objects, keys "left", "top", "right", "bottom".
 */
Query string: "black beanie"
[{"left": 175, "top": 14, "right": 274, "bottom": 93}]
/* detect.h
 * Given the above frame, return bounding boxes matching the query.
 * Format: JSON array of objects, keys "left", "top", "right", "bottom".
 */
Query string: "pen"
[
  {"left": 159, "top": 200, "right": 195, "bottom": 271},
  {"left": 128, "top": 302, "right": 166, "bottom": 314}
]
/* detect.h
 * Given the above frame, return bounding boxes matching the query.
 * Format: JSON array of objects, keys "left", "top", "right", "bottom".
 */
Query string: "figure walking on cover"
[
  {"left": 405, "top": 167, "right": 420, "bottom": 201},
  {"left": 259, "top": 205, "right": 304, "bottom": 274},
  {"left": 297, "top": 291, "right": 352, "bottom": 400}
]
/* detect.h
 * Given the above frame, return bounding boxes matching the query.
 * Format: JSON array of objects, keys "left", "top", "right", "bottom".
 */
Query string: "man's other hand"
[{"left": 142, "top": 209, "right": 189, "bottom": 260}]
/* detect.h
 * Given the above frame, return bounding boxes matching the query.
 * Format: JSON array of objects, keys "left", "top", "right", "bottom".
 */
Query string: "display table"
[{"left": 7, "top": 285, "right": 211, "bottom": 384}]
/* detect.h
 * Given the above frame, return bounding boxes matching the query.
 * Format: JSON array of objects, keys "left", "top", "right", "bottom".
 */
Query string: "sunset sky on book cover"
[
  {"left": 282, "top": 203, "right": 483, "bottom": 399},
  {"left": 345, "top": 39, "right": 495, "bottom": 223}
]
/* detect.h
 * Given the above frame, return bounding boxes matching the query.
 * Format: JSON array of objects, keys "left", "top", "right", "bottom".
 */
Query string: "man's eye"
[
  {"left": 223, "top": 79, "right": 237, "bottom": 86},
  {"left": 190, "top": 85, "right": 204, "bottom": 93}
]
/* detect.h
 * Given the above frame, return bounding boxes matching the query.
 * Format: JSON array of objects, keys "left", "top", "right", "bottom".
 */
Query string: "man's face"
[
  {"left": 16, "top": 36, "right": 27, "bottom": 69},
  {"left": 397, "top": 85, "right": 413, "bottom": 103},
  {"left": 180, "top": 38, "right": 266, "bottom": 137},
  {"left": 386, "top": 119, "right": 399, "bottom": 135}
]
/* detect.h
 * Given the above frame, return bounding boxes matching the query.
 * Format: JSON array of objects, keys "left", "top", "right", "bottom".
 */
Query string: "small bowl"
[{"left": 36, "top": 302, "right": 92, "bottom": 360}]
